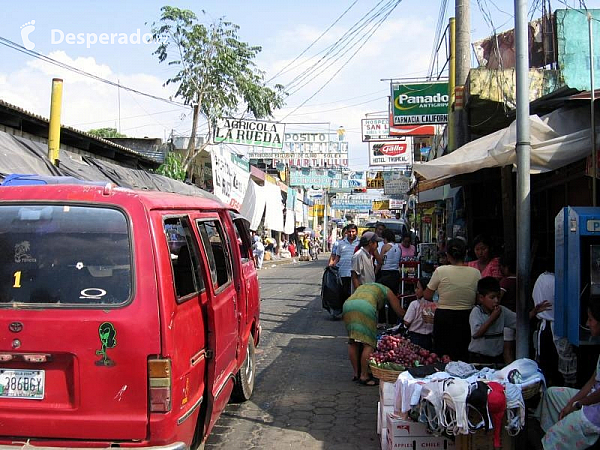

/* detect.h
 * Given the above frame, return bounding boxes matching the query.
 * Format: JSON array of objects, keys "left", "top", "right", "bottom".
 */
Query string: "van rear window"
[{"left": 0, "top": 205, "right": 131, "bottom": 307}]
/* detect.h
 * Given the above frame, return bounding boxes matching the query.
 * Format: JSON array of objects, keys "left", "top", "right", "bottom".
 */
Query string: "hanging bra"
[{"left": 441, "top": 378, "right": 470, "bottom": 435}]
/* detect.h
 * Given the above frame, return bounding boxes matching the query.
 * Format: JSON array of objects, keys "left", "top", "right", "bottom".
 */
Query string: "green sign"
[{"left": 391, "top": 82, "right": 449, "bottom": 125}]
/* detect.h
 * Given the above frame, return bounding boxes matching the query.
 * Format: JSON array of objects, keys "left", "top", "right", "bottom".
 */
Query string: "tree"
[
  {"left": 87, "top": 128, "right": 127, "bottom": 138},
  {"left": 155, "top": 152, "right": 186, "bottom": 181},
  {"left": 151, "top": 6, "right": 286, "bottom": 175}
]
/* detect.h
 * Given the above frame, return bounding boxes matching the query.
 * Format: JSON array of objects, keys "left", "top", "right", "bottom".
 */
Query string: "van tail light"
[{"left": 148, "top": 358, "right": 171, "bottom": 413}]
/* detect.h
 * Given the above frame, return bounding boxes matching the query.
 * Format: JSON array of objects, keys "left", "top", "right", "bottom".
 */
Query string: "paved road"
[{"left": 205, "top": 256, "right": 381, "bottom": 450}]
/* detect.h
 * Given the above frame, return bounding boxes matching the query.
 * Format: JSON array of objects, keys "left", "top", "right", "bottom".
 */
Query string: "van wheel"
[{"left": 232, "top": 337, "right": 255, "bottom": 402}]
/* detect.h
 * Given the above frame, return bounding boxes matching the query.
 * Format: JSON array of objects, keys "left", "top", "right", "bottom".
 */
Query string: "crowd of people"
[{"left": 325, "top": 222, "right": 598, "bottom": 447}]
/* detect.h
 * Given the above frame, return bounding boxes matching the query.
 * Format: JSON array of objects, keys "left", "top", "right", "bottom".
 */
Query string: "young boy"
[{"left": 469, "top": 276, "right": 516, "bottom": 364}]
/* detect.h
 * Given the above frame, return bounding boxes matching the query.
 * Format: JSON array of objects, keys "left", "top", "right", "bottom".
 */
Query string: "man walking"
[{"left": 330, "top": 224, "right": 359, "bottom": 304}]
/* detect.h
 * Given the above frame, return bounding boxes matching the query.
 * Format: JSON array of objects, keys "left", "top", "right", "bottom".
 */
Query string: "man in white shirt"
[{"left": 330, "top": 224, "right": 359, "bottom": 302}]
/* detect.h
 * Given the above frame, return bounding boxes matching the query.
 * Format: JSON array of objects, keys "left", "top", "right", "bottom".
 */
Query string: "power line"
[
  {"left": 267, "top": 0, "right": 359, "bottom": 83},
  {"left": 0, "top": 35, "right": 189, "bottom": 108},
  {"left": 285, "top": 0, "right": 398, "bottom": 95},
  {"left": 279, "top": 1, "right": 403, "bottom": 122}
]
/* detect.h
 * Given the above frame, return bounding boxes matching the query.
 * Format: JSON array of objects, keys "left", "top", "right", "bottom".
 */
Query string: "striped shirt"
[{"left": 335, "top": 237, "right": 359, "bottom": 277}]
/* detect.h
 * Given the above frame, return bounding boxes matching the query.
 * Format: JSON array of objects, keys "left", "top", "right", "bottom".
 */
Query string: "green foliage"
[
  {"left": 150, "top": 6, "right": 286, "bottom": 171},
  {"left": 155, "top": 152, "right": 186, "bottom": 181},
  {"left": 88, "top": 128, "right": 127, "bottom": 138}
]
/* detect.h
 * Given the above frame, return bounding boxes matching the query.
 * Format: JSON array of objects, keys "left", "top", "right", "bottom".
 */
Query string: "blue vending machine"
[{"left": 555, "top": 207, "right": 600, "bottom": 345}]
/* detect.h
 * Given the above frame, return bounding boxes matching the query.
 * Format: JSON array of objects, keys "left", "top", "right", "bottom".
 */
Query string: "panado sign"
[{"left": 391, "top": 82, "right": 449, "bottom": 125}]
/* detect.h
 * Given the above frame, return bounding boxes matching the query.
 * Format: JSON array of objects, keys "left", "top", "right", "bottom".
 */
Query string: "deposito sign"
[{"left": 391, "top": 82, "right": 449, "bottom": 125}]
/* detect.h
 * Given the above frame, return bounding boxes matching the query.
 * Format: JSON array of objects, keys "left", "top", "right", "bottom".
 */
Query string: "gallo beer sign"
[
  {"left": 369, "top": 138, "right": 413, "bottom": 166},
  {"left": 391, "top": 82, "right": 448, "bottom": 125}
]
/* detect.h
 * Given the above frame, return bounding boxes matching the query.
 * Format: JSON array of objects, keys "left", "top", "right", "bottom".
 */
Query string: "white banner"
[
  {"left": 211, "top": 145, "right": 250, "bottom": 211},
  {"left": 240, "top": 180, "right": 266, "bottom": 231}
]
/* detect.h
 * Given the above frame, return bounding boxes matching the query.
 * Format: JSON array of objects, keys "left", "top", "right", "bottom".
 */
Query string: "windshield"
[{"left": 0, "top": 204, "right": 132, "bottom": 307}]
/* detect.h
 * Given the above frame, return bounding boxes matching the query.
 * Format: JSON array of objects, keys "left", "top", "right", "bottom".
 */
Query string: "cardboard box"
[
  {"left": 386, "top": 414, "right": 456, "bottom": 450},
  {"left": 381, "top": 428, "right": 388, "bottom": 450},
  {"left": 379, "top": 404, "right": 395, "bottom": 434},
  {"left": 380, "top": 381, "right": 396, "bottom": 406}
]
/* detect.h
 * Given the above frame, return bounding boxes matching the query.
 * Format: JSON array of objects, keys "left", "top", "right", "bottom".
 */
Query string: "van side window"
[
  {"left": 164, "top": 217, "right": 204, "bottom": 300},
  {"left": 229, "top": 214, "right": 252, "bottom": 263},
  {"left": 196, "top": 220, "right": 232, "bottom": 289}
]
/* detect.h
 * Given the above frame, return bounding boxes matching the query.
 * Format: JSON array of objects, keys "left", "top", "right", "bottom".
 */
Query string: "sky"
[{"left": 0, "top": 0, "right": 597, "bottom": 170}]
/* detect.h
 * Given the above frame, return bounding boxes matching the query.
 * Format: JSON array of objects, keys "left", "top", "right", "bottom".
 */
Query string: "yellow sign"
[
  {"left": 367, "top": 172, "right": 384, "bottom": 189},
  {"left": 372, "top": 200, "right": 390, "bottom": 211}
]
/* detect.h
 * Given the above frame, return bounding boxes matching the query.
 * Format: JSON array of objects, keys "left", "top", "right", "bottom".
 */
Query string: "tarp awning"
[{"left": 413, "top": 105, "right": 593, "bottom": 181}]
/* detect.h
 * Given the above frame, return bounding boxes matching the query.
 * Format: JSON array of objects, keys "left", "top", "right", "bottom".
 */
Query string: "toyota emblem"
[{"left": 9, "top": 322, "right": 23, "bottom": 333}]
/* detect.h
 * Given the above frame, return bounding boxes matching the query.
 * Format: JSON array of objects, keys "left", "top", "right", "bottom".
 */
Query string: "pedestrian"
[
  {"left": 342, "top": 282, "right": 405, "bottom": 385},
  {"left": 468, "top": 276, "right": 516, "bottom": 364},
  {"left": 377, "top": 229, "right": 402, "bottom": 295},
  {"left": 468, "top": 234, "right": 502, "bottom": 279},
  {"left": 329, "top": 225, "right": 348, "bottom": 266},
  {"left": 351, "top": 231, "right": 381, "bottom": 293},
  {"left": 330, "top": 224, "right": 359, "bottom": 303},
  {"left": 399, "top": 233, "right": 417, "bottom": 259},
  {"left": 532, "top": 256, "right": 577, "bottom": 387},
  {"left": 536, "top": 295, "right": 600, "bottom": 450},
  {"left": 403, "top": 277, "right": 435, "bottom": 350},
  {"left": 252, "top": 235, "right": 265, "bottom": 270},
  {"left": 423, "top": 238, "right": 481, "bottom": 362},
  {"left": 301, "top": 234, "right": 310, "bottom": 260}
]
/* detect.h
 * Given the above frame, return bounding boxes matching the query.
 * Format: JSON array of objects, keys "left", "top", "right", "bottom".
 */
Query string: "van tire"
[{"left": 232, "top": 336, "right": 255, "bottom": 402}]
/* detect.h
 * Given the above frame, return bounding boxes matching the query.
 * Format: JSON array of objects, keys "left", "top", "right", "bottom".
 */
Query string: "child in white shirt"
[{"left": 404, "top": 277, "right": 436, "bottom": 350}]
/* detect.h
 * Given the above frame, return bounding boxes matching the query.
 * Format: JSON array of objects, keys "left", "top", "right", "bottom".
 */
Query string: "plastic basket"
[
  {"left": 521, "top": 381, "right": 541, "bottom": 400},
  {"left": 369, "top": 364, "right": 403, "bottom": 383}
]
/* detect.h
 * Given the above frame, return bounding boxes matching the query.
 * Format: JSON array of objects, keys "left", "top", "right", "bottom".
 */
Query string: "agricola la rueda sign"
[
  {"left": 391, "top": 82, "right": 449, "bottom": 125},
  {"left": 215, "top": 118, "right": 285, "bottom": 149}
]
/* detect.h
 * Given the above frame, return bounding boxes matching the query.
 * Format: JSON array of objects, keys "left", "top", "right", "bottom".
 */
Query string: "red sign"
[
  {"left": 389, "top": 124, "right": 436, "bottom": 136},
  {"left": 379, "top": 143, "right": 408, "bottom": 156},
  {"left": 388, "top": 113, "right": 436, "bottom": 136}
]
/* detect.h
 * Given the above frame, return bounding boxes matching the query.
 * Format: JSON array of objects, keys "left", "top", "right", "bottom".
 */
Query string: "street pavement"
[{"left": 205, "top": 254, "right": 382, "bottom": 449}]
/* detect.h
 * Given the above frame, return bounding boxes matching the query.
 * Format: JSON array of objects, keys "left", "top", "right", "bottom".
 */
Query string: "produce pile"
[{"left": 369, "top": 335, "right": 451, "bottom": 372}]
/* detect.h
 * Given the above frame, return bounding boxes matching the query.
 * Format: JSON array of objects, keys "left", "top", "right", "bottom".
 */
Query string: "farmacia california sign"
[
  {"left": 391, "top": 82, "right": 449, "bottom": 125},
  {"left": 214, "top": 118, "right": 285, "bottom": 149}
]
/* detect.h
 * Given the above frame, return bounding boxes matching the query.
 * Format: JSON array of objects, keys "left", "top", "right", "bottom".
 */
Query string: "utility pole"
[
  {"left": 455, "top": 0, "right": 470, "bottom": 148},
  {"left": 515, "top": 0, "right": 532, "bottom": 360}
]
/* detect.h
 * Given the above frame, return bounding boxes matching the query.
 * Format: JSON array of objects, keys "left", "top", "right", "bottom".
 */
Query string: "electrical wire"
[
  {"left": 279, "top": 1, "right": 402, "bottom": 122},
  {"left": 284, "top": 0, "right": 399, "bottom": 94},
  {"left": 267, "top": 0, "right": 359, "bottom": 83},
  {"left": 0, "top": 35, "right": 189, "bottom": 108}
]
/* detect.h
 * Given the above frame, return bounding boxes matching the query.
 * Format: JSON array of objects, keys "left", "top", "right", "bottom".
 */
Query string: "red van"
[{"left": 0, "top": 180, "right": 260, "bottom": 449}]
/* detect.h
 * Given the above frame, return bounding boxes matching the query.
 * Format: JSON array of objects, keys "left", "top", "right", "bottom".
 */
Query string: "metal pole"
[
  {"left": 48, "top": 78, "right": 63, "bottom": 167},
  {"left": 448, "top": 18, "right": 456, "bottom": 152},
  {"left": 455, "top": 0, "right": 470, "bottom": 148},
  {"left": 515, "top": 0, "right": 531, "bottom": 360},
  {"left": 323, "top": 188, "right": 328, "bottom": 252},
  {"left": 589, "top": 13, "right": 597, "bottom": 207}
]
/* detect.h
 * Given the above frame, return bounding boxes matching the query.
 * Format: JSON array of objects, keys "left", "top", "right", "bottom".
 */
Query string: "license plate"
[{"left": 0, "top": 369, "right": 45, "bottom": 399}]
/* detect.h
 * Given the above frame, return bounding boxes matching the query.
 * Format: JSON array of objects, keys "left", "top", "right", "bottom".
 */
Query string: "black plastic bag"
[{"left": 321, "top": 265, "right": 343, "bottom": 316}]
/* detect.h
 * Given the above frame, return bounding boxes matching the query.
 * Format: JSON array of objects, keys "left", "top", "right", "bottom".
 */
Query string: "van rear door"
[{"left": 0, "top": 203, "right": 158, "bottom": 441}]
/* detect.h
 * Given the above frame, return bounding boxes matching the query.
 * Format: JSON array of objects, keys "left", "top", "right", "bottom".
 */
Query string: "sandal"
[{"left": 358, "top": 376, "right": 379, "bottom": 386}]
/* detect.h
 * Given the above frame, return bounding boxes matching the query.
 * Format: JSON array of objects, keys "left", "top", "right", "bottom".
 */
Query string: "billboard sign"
[
  {"left": 391, "top": 82, "right": 449, "bottom": 125},
  {"left": 248, "top": 132, "right": 348, "bottom": 168},
  {"left": 369, "top": 138, "right": 413, "bottom": 166},
  {"left": 214, "top": 118, "right": 285, "bottom": 149},
  {"left": 361, "top": 118, "right": 405, "bottom": 142}
]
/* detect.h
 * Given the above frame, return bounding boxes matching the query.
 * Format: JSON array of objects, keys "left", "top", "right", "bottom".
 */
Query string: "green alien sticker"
[{"left": 95, "top": 322, "right": 117, "bottom": 366}]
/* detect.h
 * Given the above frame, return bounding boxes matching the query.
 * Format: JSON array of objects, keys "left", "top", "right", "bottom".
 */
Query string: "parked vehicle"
[
  {"left": 358, "top": 219, "right": 409, "bottom": 243},
  {"left": 0, "top": 176, "right": 261, "bottom": 449}
]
